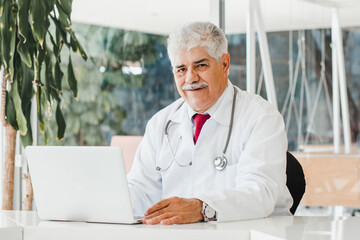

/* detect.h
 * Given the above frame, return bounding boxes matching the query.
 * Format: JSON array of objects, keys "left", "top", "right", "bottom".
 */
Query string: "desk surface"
[{"left": 1, "top": 211, "right": 360, "bottom": 240}]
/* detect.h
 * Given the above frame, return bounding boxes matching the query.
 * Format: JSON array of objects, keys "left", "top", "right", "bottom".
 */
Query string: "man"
[{"left": 127, "top": 22, "right": 292, "bottom": 225}]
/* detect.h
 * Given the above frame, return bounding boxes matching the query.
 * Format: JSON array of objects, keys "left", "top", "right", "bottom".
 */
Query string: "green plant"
[
  {"left": 42, "top": 25, "right": 166, "bottom": 146},
  {"left": 0, "top": 0, "right": 86, "bottom": 210}
]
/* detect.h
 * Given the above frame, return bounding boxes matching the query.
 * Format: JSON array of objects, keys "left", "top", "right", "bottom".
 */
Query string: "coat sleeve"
[
  {"left": 196, "top": 109, "right": 291, "bottom": 222},
  {"left": 127, "top": 118, "right": 163, "bottom": 216}
]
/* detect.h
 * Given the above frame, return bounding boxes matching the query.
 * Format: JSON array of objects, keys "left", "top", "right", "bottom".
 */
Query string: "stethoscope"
[{"left": 156, "top": 86, "right": 237, "bottom": 172}]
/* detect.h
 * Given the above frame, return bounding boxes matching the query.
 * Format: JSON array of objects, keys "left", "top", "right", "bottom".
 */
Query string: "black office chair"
[{"left": 286, "top": 151, "right": 306, "bottom": 215}]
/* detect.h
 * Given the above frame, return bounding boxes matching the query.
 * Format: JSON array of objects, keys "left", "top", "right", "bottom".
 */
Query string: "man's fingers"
[
  {"left": 144, "top": 197, "right": 178, "bottom": 216},
  {"left": 143, "top": 212, "right": 173, "bottom": 225},
  {"left": 143, "top": 209, "right": 164, "bottom": 219},
  {"left": 144, "top": 201, "right": 167, "bottom": 216},
  {"left": 160, "top": 216, "right": 182, "bottom": 225}
]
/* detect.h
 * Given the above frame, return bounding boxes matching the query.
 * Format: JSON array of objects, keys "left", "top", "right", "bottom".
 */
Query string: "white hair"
[{"left": 167, "top": 22, "right": 228, "bottom": 66}]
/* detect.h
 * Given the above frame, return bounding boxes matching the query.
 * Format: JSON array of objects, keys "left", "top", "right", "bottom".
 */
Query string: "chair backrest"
[
  {"left": 286, "top": 151, "right": 306, "bottom": 215},
  {"left": 110, "top": 136, "right": 143, "bottom": 174}
]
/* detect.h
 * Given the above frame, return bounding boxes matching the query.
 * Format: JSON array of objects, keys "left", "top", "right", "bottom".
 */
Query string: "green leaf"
[
  {"left": 55, "top": 25, "right": 62, "bottom": 45},
  {"left": 17, "top": 0, "right": 31, "bottom": 37},
  {"left": 29, "top": 0, "right": 47, "bottom": 47},
  {"left": 44, "top": 47, "right": 61, "bottom": 102},
  {"left": 12, "top": 80, "right": 28, "bottom": 136},
  {"left": 5, "top": 91, "right": 18, "bottom": 130},
  {"left": 56, "top": 0, "right": 72, "bottom": 18},
  {"left": 19, "top": 63, "right": 33, "bottom": 147},
  {"left": 50, "top": 14, "right": 68, "bottom": 47},
  {"left": 20, "top": 128, "right": 33, "bottom": 147},
  {"left": 0, "top": 0, "right": 4, "bottom": 14},
  {"left": 44, "top": 48, "right": 52, "bottom": 101},
  {"left": 36, "top": 86, "right": 45, "bottom": 133},
  {"left": 0, "top": 0, "right": 17, "bottom": 77},
  {"left": 16, "top": 41, "right": 32, "bottom": 67},
  {"left": 54, "top": 60, "right": 63, "bottom": 90},
  {"left": 69, "top": 32, "right": 77, "bottom": 52},
  {"left": 48, "top": 31, "right": 63, "bottom": 58},
  {"left": 34, "top": 37, "right": 46, "bottom": 85},
  {"left": 57, "top": 4, "right": 70, "bottom": 29},
  {"left": 37, "top": 38, "right": 46, "bottom": 66},
  {"left": 17, "top": 0, "right": 35, "bottom": 68},
  {"left": 43, "top": 0, "right": 55, "bottom": 16},
  {"left": 20, "top": 62, "right": 34, "bottom": 103},
  {"left": 55, "top": 103, "right": 66, "bottom": 140},
  {"left": 70, "top": 32, "right": 87, "bottom": 60},
  {"left": 67, "top": 55, "right": 78, "bottom": 98},
  {"left": 43, "top": 122, "right": 52, "bottom": 145},
  {"left": 19, "top": 112, "right": 33, "bottom": 148}
]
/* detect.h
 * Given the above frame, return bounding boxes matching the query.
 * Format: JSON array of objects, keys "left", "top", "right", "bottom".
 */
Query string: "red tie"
[{"left": 193, "top": 114, "right": 210, "bottom": 144}]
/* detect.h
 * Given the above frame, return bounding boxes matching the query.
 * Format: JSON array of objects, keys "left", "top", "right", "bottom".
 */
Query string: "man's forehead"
[{"left": 172, "top": 47, "right": 213, "bottom": 67}]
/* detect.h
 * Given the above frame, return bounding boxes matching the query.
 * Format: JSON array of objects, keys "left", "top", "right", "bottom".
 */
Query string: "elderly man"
[{"left": 127, "top": 22, "right": 292, "bottom": 225}]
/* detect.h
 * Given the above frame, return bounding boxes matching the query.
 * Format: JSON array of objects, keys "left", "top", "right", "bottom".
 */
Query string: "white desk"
[
  {"left": 1, "top": 211, "right": 360, "bottom": 240},
  {"left": 0, "top": 212, "right": 22, "bottom": 240}
]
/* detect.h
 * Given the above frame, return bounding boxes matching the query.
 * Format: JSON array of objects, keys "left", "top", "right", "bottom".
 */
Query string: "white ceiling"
[{"left": 72, "top": 0, "right": 360, "bottom": 35}]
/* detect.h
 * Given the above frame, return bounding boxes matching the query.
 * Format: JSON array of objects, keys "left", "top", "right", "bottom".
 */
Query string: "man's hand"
[{"left": 142, "top": 197, "right": 203, "bottom": 225}]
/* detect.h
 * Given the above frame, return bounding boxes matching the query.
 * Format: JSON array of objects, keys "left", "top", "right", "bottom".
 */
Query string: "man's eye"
[
  {"left": 176, "top": 68, "right": 186, "bottom": 75},
  {"left": 197, "top": 64, "right": 207, "bottom": 69}
]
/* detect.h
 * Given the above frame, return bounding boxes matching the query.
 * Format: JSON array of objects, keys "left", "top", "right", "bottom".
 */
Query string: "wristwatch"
[{"left": 202, "top": 202, "right": 217, "bottom": 221}]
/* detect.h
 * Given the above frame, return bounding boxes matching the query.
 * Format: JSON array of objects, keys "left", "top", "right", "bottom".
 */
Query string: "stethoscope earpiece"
[{"left": 214, "top": 156, "right": 227, "bottom": 171}]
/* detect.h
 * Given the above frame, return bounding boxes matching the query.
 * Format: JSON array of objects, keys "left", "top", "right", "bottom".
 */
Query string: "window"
[{"left": 40, "top": 23, "right": 360, "bottom": 151}]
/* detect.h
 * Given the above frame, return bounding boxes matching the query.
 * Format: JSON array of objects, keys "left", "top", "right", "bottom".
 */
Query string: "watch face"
[{"left": 204, "top": 205, "right": 216, "bottom": 219}]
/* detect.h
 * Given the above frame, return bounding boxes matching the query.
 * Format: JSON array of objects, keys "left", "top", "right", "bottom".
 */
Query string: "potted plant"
[{"left": 0, "top": 0, "right": 87, "bottom": 210}]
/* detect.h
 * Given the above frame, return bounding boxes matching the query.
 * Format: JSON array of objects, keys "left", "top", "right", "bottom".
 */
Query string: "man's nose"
[{"left": 185, "top": 68, "right": 199, "bottom": 83}]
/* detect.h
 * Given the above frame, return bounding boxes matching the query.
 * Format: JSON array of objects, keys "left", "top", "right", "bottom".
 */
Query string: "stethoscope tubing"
[
  {"left": 222, "top": 86, "right": 237, "bottom": 156},
  {"left": 158, "top": 86, "right": 237, "bottom": 172}
]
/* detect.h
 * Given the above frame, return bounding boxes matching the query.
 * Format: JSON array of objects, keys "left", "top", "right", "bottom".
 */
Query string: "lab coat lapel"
[
  {"left": 168, "top": 101, "right": 194, "bottom": 150},
  {"left": 209, "top": 81, "right": 235, "bottom": 127}
]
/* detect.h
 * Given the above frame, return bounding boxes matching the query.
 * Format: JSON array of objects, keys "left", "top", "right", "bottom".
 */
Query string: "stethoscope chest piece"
[{"left": 213, "top": 156, "right": 227, "bottom": 171}]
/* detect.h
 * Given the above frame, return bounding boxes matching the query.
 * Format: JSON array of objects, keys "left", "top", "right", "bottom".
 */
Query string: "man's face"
[{"left": 172, "top": 46, "right": 230, "bottom": 113}]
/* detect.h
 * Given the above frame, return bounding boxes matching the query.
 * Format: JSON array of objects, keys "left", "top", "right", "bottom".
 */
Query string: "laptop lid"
[{"left": 26, "top": 146, "right": 140, "bottom": 224}]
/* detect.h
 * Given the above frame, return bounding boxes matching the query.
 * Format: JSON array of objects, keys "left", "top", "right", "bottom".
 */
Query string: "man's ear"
[{"left": 221, "top": 53, "right": 230, "bottom": 72}]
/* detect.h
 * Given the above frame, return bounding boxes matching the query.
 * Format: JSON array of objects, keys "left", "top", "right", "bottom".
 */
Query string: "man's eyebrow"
[
  {"left": 175, "top": 64, "right": 185, "bottom": 69},
  {"left": 194, "top": 58, "right": 209, "bottom": 64},
  {"left": 174, "top": 58, "right": 209, "bottom": 69}
]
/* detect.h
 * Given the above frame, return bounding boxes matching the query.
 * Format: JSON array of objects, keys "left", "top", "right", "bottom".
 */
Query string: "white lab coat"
[{"left": 127, "top": 80, "right": 293, "bottom": 222}]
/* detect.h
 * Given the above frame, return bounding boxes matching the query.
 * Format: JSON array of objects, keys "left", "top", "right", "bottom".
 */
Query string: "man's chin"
[{"left": 187, "top": 100, "right": 211, "bottom": 113}]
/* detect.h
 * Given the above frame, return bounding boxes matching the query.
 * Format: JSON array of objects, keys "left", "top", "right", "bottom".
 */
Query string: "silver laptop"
[{"left": 26, "top": 146, "right": 142, "bottom": 224}]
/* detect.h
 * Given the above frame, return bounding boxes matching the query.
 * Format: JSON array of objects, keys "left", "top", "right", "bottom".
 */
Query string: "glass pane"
[{"left": 227, "top": 28, "right": 360, "bottom": 151}]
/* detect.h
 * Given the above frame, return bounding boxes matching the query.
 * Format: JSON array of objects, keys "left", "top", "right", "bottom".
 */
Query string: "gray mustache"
[{"left": 182, "top": 82, "right": 209, "bottom": 91}]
